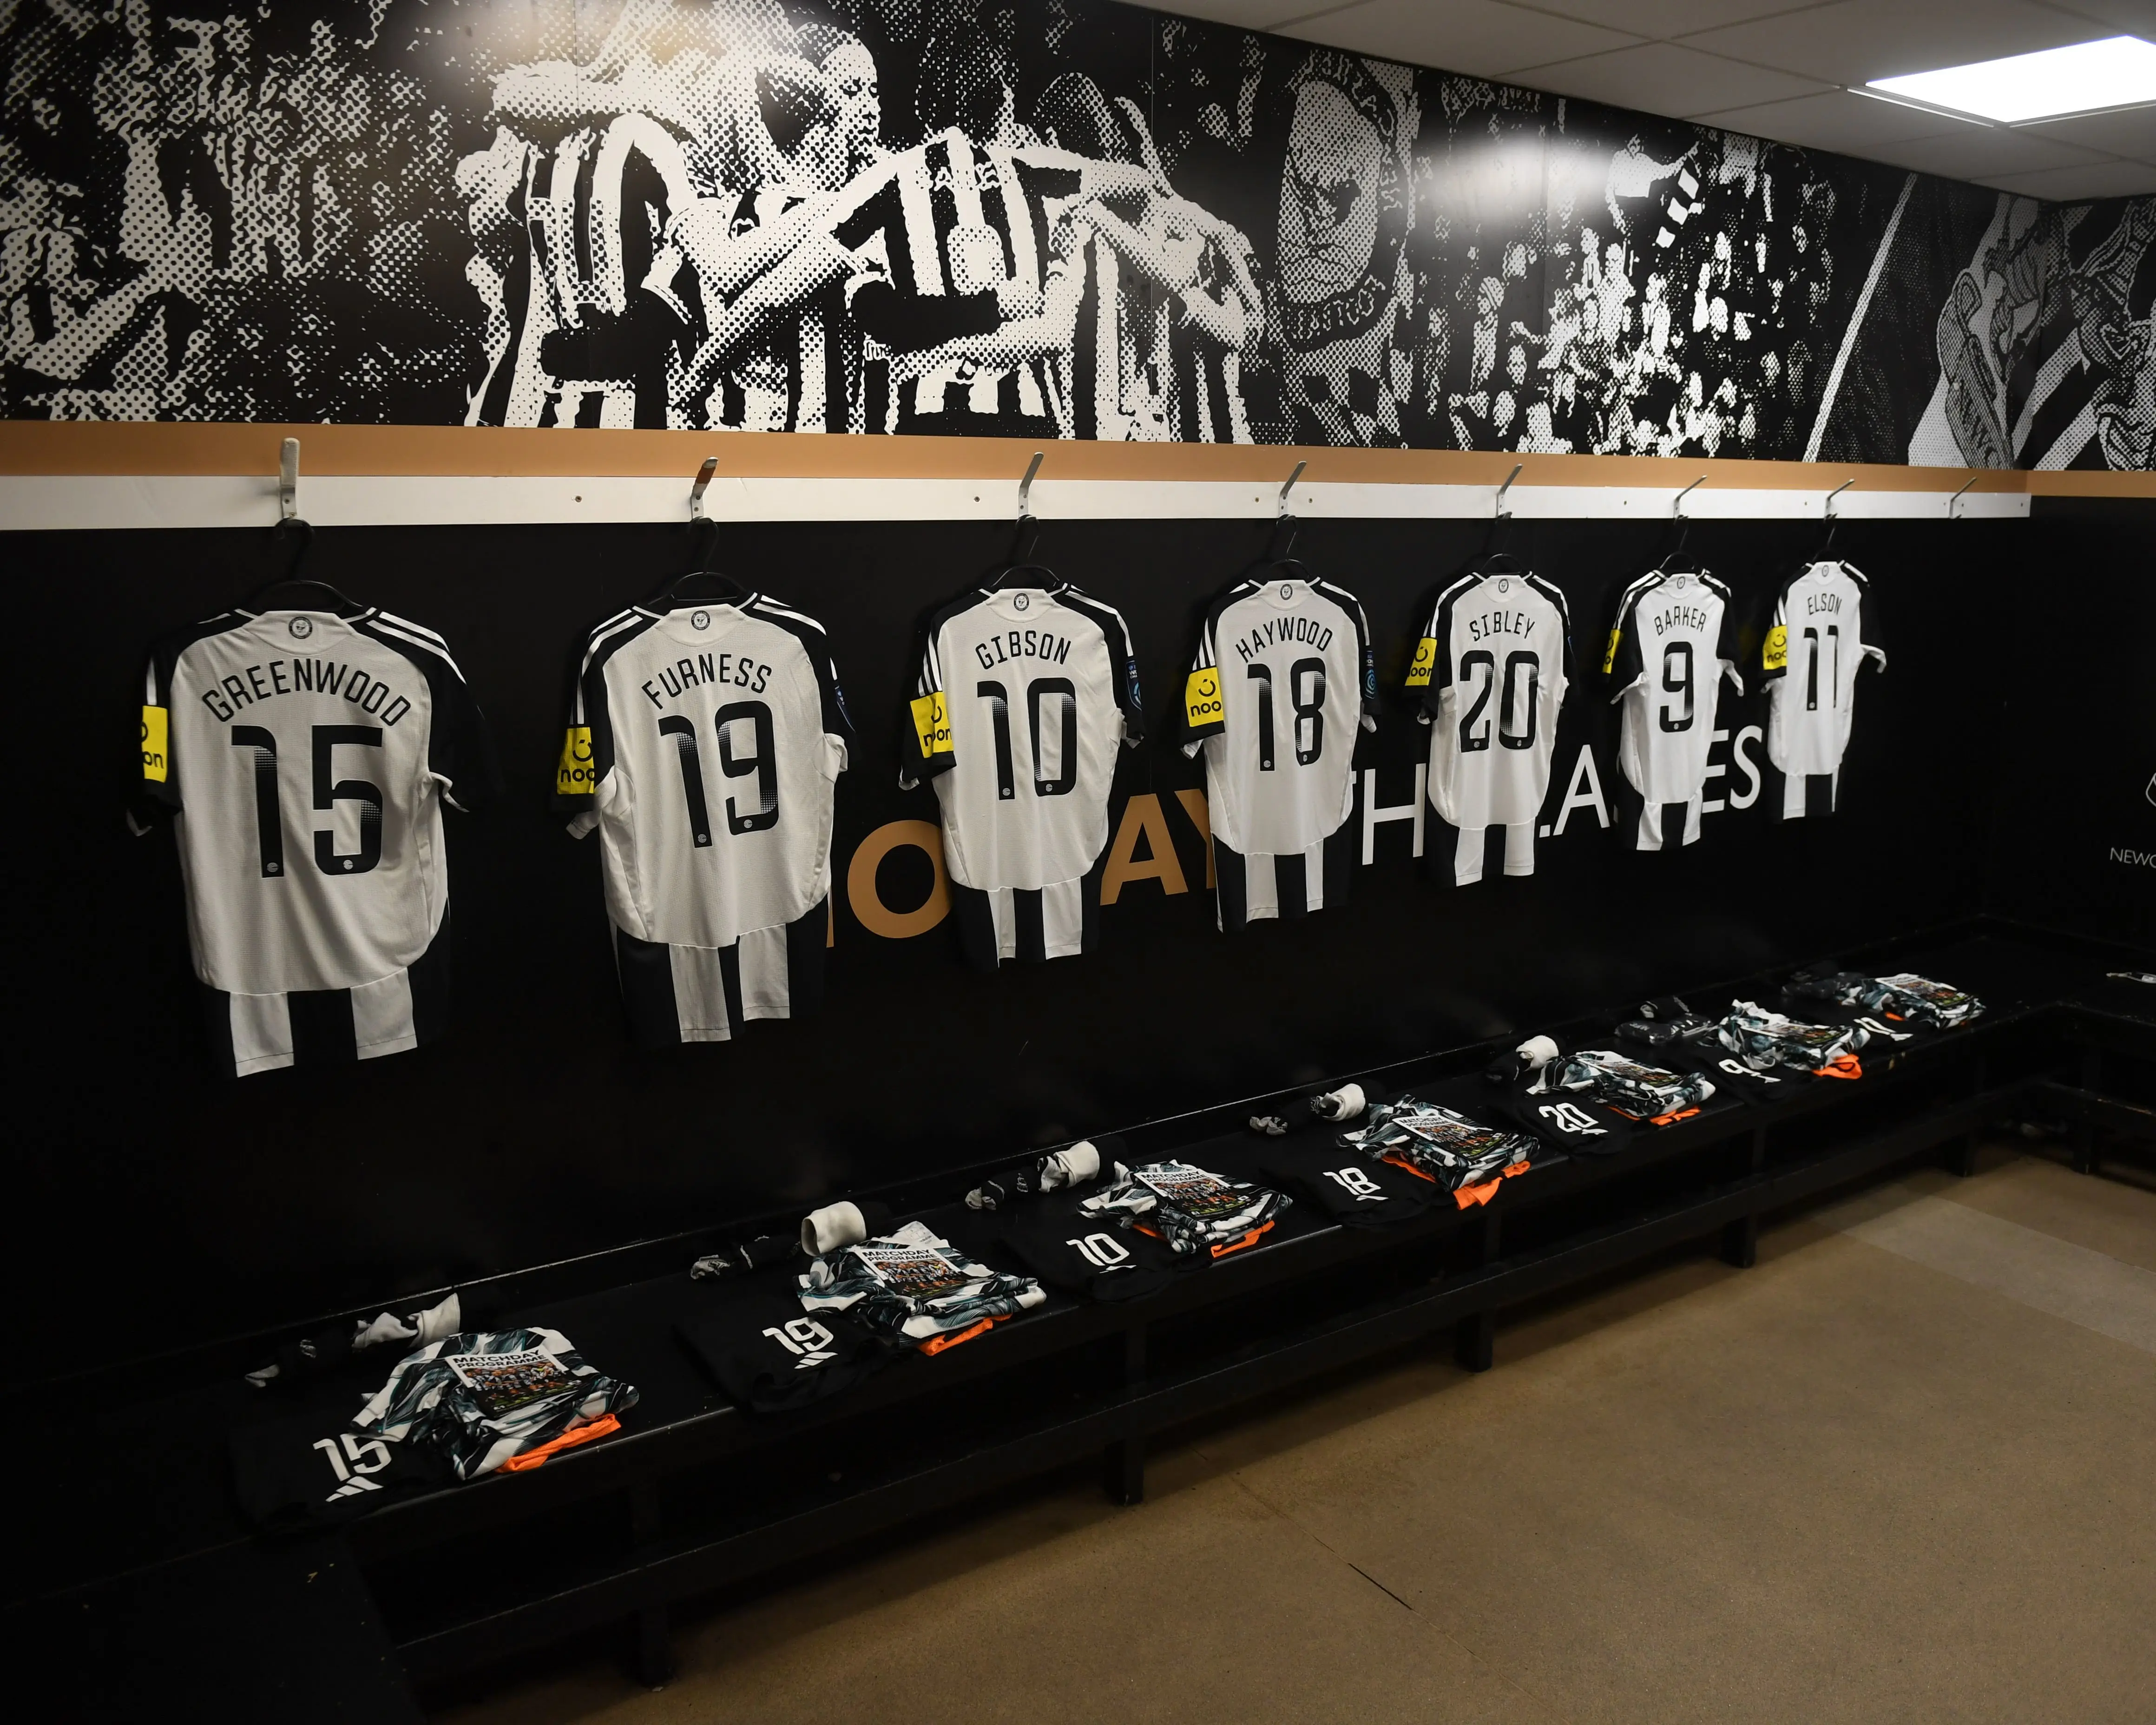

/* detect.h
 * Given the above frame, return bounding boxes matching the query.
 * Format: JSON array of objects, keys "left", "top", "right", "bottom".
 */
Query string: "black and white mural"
[{"left": 3, "top": 0, "right": 2152, "bottom": 466}]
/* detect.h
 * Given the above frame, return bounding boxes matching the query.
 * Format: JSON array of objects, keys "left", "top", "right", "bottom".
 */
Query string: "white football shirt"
[
  {"left": 903, "top": 583, "right": 1142, "bottom": 966},
  {"left": 1182, "top": 573, "right": 1375, "bottom": 928},
  {"left": 1407, "top": 564, "right": 1571, "bottom": 883},
  {"left": 1760, "top": 560, "right": 1885, "bottom": 818},
  {"left": 1604, "top": 567, "right": 1742, "bottom": 850},
  {"left": 132, "top": 604, "right": 493, "bottom": 1076},
  {"left": 556, "top": 595, "right": 849, "bottom": 1045}
]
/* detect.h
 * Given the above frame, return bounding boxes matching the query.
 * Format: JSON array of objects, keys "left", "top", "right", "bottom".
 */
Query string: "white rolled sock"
[{"left": 802, "top": 1201, "right": 869, "bottom": 1257}]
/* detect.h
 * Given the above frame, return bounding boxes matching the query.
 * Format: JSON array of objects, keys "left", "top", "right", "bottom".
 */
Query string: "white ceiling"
[{"left": 1131, "top": 0, "right": 2156, "bottom": 199}]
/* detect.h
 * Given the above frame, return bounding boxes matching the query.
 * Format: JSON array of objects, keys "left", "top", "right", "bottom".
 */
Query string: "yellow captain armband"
[
  {"left": 1762, "top": 625, "right": 1788, "bottom": 673},
  {"left": 910, "top": 690, "right": 952, "bottom": 759},
  {"left": 141, "top": 706, "right": 169, "bottom": 782},
  {"left": 1602, "top": 627, "right": 1622, "bottom": 675},
  {"left": 555, "top": 725, "right": 595, "bottom": 797},
  {"left": 1403, "top": 637, "right": 1437, "bottom": 688},
  {"left": 1183, "top": 667, "right": 1224, "bottom": 731}
]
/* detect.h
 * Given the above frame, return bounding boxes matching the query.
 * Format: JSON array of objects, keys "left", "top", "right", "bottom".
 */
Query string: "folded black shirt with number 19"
[{"left": 676, "top": 1280, "right": 894, "bottom": 1415}]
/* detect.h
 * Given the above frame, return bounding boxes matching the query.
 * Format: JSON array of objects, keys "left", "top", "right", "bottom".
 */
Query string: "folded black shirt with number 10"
[{"left": 966, "top": 1187, "right": 1190, "bottom": 1302}]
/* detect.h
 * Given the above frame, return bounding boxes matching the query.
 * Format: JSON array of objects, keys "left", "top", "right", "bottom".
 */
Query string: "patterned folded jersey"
[
  {"left": 1079, "top": 1160, "right": 1290, "bottom": 1258},
  {"left": 1789, "top": 969, "right": 1983, "bottom": 1031},
  {"left": 1718, "top": 1000, "right": 1867, "bottom": 1077},
  {"left": 353, "top": 1327, "right": 637, "bottom": 1481},
  {"left": 800, "top": 1219, "right": 1045, "bottom": 1353},
  {"left": 1339, "top": 1098, "right": 1535, "bottom": 1205},
  {"left": 1531, "top": 1049, "right": 1716, "bottom": 1124}
]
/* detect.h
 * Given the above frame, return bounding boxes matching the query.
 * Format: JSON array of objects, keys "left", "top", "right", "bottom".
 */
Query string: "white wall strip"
[{"left": 0, "top": 472, "right": 2029, "bottom": 531}]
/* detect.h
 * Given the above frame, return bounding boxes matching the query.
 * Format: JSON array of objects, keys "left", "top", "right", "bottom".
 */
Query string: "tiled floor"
[{"left": 438, "top": 1150, "right": 2156, "bottom": 1724}]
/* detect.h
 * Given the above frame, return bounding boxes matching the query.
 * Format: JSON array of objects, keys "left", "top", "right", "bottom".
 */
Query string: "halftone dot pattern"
[{"left": 0, "top": 0, "right": 2148, "bottom": 465}]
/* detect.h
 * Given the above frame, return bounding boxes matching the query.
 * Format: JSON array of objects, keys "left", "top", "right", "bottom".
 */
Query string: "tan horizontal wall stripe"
[{"left": 0, "top": 421, "right": 2140, "bottom": 496}]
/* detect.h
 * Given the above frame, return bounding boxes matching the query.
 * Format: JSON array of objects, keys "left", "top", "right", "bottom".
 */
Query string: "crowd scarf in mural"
[{"left": 1268, "top": 48, "right": 1418, "bottom": 447}]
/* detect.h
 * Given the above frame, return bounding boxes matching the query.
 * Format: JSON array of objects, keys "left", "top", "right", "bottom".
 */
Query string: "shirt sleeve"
[
  {"left": 1713, "top": 582, "right": 1745, "bottom": 697},
  {"left": 425, "top": 645, "right": 500, "bottom": 817},
  {"left": 1403, "top": 587, "right": 1446, "bottom": 718},
  {"left": 1071, "top": 591, "right": 1144, "bottom": 749},
  {"left": 898, "top": 622, "right": 955, "bottom": 790},
  {"left": 553, "top": 634, "right": 611, "bottom": 823},
  {"left": 1760, "top": 576, "right": 1792, "bottom": 683},
  {"left": 1855, "top": 573, "right": 1887, "bottom": 672},
  {"left": 1181, "top": 612, "right": 1226, "bottom": 755},
  {"left": 1345, "top": 590, "right": 1380, "bottom": 734},
  {"left": 1546, "top": 579, "right": 1578, "bottom": 683},
  {"left": 1602, "top": 585, "right": 1644, "bottom": 702},
  {"left": 129, "top": 645, "right": 184, "bottom": 834}
]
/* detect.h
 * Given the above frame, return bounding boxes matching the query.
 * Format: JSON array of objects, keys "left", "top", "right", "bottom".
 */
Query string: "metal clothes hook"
[
  {"left": 1278, "top": 458, "right": 1307, "bottom": 520},
  {"left": 279, "top": 437, "right": 299, "bottom": 522},
  {"left": 1674, "top": 474, "right": 1707, "bottom": 519},
  {"left": 1269, "top": 458, "right": 1308, "bottom": 561},
  {"left": 1948, "top": 474, "right": 1977, "bottom": 520},
  {"left": 1494, "top": 461, "right": 1524, "bottom": 520},
  {"left": 689, "top": 455, "right": 719, "bottom": 521},
  {"left": 1017, "top": 449, "right": 1045, "bottom": 522},
  {"left": 1824, "top": 478, "right": 1855, "bottom": 519}
]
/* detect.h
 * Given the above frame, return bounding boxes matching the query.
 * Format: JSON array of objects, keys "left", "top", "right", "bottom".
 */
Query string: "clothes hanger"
[
  {"left": 986, "top": 452, "right": 1055, "bottom": 588},
  {"left": 651, "top": 514, "right": 751, "bottom": 605},
  {"left": 986, "top": 559, "right": 1060, "bottom": 591},
  {"left": 1649, "top": 475, "right": 1708, "bottom": 576},
  {"left": 245, "top": 437, "right": 362, "bottom": 610},
  {"left": 1814, "top": 479, "right": 1855, "bottom": 564},
  {"left": 246, "top": 518, "right": 363, "bottom": 611}
]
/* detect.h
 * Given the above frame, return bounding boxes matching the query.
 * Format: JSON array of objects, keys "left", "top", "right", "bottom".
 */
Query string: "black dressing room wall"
[
  {"left": 7, "top": 0, "right": 2156, "bottom": 1375},
  {"left": 15, "top": 509, "right": 2030, "bottom": 1363}
]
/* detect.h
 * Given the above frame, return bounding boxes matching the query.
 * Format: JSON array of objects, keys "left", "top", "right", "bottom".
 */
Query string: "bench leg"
[
  {"left": 1719, "top": 1213, "right": 1758, "bottom": 1269},
  {"left": 625, "top": 1479, "right": 673, "bottom": 1687},
  {"left": 1454, "top": 1310, "right": 1494, "bottom": 1374},
  {"left": 633, "top": 1604, "right": 674, "bottom": 1689},
  {"left": 1102, "top": 1435, "right": 1145, "bottom": 1506},
  {"left": 1945, "top": 1133, "right": 1979, "bottom": 1179}
]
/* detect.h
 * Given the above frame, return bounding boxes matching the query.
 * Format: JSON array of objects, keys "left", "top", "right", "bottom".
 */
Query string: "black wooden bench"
[{"left": 15, "top": 922, "right": 2156, "bottom": 1718}]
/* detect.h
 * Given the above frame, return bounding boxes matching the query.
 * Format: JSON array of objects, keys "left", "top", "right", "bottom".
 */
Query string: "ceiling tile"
[
  {"left": 2019, "top": 105, "right": 2156, "bottom": 162},
  {"left": 1274, "top": 0, "right": 1643, "bottom": 75},
  {"left": 1522, "top": 0, "right": 1837, "bottom": 36},
  {"left": 1860, "top": 128, "right": 2110, "bottom": 180},
  {"left": 2039, "top": 0, "right": 2156, "bottom": 34},
  {"left": 1979, "top": 158, "right": 2156, "bottom": 196},
  {"left": 1508, "top": 41, "right": 1832, "bottom": 117},
  {"left": 1692, "top": 88, "right": 1974, "bottom": 151},
  {"left": 1681, "top": 0, "right": 2108, "bottom": 88},
  {"left": 1117, "top": 0, "right": 1319, "bottom": 30}
]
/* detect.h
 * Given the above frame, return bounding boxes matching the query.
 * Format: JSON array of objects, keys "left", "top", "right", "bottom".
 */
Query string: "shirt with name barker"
[{"left": 1604, "top": 568, "right": 1742, "bottom": 812}]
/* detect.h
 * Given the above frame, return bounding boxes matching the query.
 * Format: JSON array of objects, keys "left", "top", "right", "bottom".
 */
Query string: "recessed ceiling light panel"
[{"left": 1865, "top": 35, "right": 2156, "bottom": 125}]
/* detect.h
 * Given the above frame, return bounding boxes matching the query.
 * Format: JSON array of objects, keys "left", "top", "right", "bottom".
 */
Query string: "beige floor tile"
[
  {"left": 1933, "top": 1152, "right": 2156, "bottom": 1273},
  {"left": 1221, "top": 1219, "right": 2156, "bottom": 1725},
  {"left": 444, "top": 1450, "right": 1560, "bottom": 1725}
]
